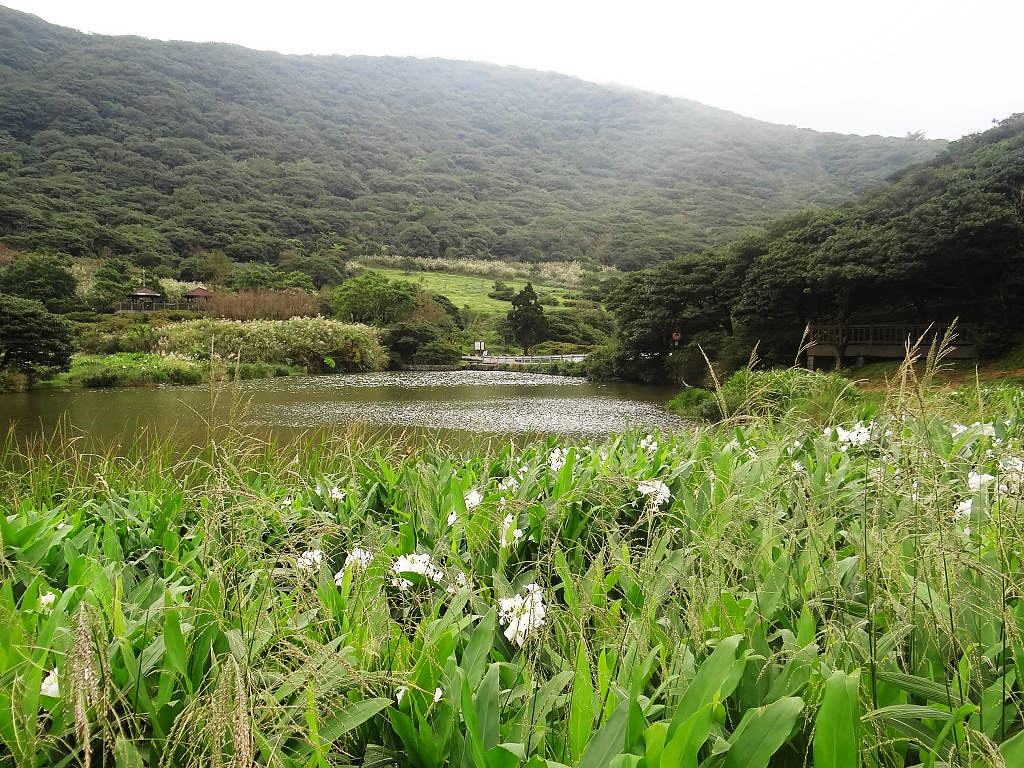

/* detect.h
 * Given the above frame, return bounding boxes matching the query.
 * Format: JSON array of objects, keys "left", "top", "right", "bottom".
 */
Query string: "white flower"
[
  {"left": 445, "top": 572, "right": 470, "bottom": 594},
  {"left": 498, "top": 476, "right": 519, "bottom": 494},
  {"left": 517, "top": 464, "right": 530, "bottom": 479},
  {"left": 792, "top": 460, "right": 805, "bottom": 472},
  {"left": 827, "top": 422, "right": 872, "bottom": 449},
  {"left": 953, "top": 499, "right": 973, "bottom": 521},
  {"left": 335, "top": 548, "right": 373, "bottom": 585},
  {"left": 499, "top": 513, "right": 520, "bottom": 547},
  {"left": 498, "top": 583, "right": 546, "bottom": 647},
  {"left": 464, "top": 489, "right": 483, "bottom": 509},
  {"left": 640, "top": 434, "right": 658, "bottom": 454},
  {"left": 433, "top": 687, "right": 443, "bottom": 703},
  {"left": 316, "top": 483, "right": 345, "bottom": 501},
  {"left": 396, "top": 686, "right": 407, "bottom": 704},
  {"left": 38, "top": 591, "right": 57, "bottom": 611},
  {"left": 968, "top": 471, "right": 995, "bottom": 492},
  {"left": 296, "top": 549, "right": 323, "bottom": 571},
  {"left": 637, "top": 479, "right": 670, "bottom": 509},
  {"left": 549, "top": 447, "right": 568, "bottom": 473},
  {"left": 447, "top": 510, "right": 458, "bottom": 526},
  {"left": 390, "top": 553, "right": 444, "bottom": 589},
  {"left": 280, "top": 495, "right": 293, "bottom": 509},
  {"left": 40, "top": 668, "right": 59, "bottom": 698}
]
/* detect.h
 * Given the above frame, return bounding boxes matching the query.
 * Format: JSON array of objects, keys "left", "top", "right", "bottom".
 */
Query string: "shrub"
[
  {"left": 157, "top": 317, "right": 388, "bottom": 373},
  {"left": 412, "top": 339, "right": 463, "bottom": 365}
]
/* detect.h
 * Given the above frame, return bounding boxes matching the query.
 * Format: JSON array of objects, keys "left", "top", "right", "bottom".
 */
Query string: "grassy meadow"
[
  {"left": 370, "top": 268, "right": 577, "bottom": 317},
  {"left": 2, "top": 360, "right": 1024, "bottom": 767}
]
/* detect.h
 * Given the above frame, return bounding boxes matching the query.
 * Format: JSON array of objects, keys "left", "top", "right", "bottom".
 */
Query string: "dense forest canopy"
[
  {"left": 608, "top": 116, "right": 1024, "bottom": 382},
  {"left": 0, "top": 6, "right": 943, "bottom": 272}
]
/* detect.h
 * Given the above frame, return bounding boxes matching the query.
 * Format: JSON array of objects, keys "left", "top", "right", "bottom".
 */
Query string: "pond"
[{"left": 0, "top": 371, "right": 684, "bottom": 449}]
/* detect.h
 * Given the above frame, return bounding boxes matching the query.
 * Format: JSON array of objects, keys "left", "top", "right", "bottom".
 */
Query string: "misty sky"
[{"left": 6, "top": 0, "right": 1021, "bottom": 140}]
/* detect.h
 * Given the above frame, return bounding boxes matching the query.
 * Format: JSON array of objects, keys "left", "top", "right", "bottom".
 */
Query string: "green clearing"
[
  {"left": 372, "top": 268, "right": 580, "bottom": 317},
  {"left": 3, "top": 363, "right": 1024, "bottom": 766}
]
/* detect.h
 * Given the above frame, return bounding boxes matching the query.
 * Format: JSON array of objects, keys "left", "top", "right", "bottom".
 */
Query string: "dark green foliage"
[
  {"left": 0, "top": 6, "right": 942, "bottom": 271},
  {"left": 487, "top": 281, "right": 517, "bottom": 301},
  {"left": 331, "top": 271, "right": 417, "bottom": 326},
  {"left": 412, "top": 339, "right": 463, "bottom": 365},
  {"left": 0, "top": 252, "right": 77, "bottom": 311},
  {"left": 87, "top": 257, "right": 136, "bottom": 311},
  {"left": 506, "top": 283, "right": 547, "bottom": 355},
  {"left": 0, "top": 293, "right": 74, "bottom": 378},
  {"left": 613, "top": 116, "right": 1024, "bottom": 380},
  {"left": 384, "top": 321, "right": 447, "bottom": 363},
  {"left": 432, "top": 294, "right": 464, "bottom": 329}
]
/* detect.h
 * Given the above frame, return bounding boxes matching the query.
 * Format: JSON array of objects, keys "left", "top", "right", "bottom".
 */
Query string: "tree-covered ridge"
[
  {"left": 0, "top": 6, "right": 942, "bottom": 271},
  {"left": 608, "top": 115, "right": 1024, "bottom": 382}
]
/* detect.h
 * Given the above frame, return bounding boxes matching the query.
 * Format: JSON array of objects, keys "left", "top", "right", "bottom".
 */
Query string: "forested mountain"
[
  {"left": 609, "top": 116, "right": 1024, "bottom": 382},
  {"left": 0, "top": 6, "right": 943, "bottom": 272}
]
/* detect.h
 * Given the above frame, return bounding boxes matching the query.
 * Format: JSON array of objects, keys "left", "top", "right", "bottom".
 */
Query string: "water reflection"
[{"left": 0, "top": 370, "right": 683, "bottom": 447}]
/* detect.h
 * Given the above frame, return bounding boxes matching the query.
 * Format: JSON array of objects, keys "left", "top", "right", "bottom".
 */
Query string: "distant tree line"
[{"left": 604, "top": 116, "right": 1024, "bottom": 382}]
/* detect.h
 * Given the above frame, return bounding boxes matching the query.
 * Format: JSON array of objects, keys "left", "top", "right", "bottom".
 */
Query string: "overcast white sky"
[{"left": 6, "top": 0, "right": 1022, "bottom": 140}]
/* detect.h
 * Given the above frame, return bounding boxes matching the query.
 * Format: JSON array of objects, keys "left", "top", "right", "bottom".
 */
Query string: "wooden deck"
[{"left": 806, "top": 324, "right": 977, "bottom": 368}]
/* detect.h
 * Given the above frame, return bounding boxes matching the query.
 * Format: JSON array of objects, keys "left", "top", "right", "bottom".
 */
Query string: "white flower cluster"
[
  {"left": 38, "top": 590, "right": 57, "bottom": 611},
  {"left": 334, "top": 548, "right": 373, "bottom": 585},
  {"left": 390, "top": 553, "right": 444, "bottom": 591},
  {"left": 951, "top": 422, "right": 997, "bottom": 439},
  {"left": 825, "top": 422, "right": 872, "bottom": 449},
  {"left": 637, "top": 479, "right": 671, "bottom": 508},
  {"left": 968, "top": 471, "right": 995, "bottom": 492},
  {"left": 498, "top": 583, "right": 546, "bottom": 646},
  {"left": 499, "top": 513, "right": 525, "bottom": 547},
  {"left": 445, "top": 572, "right": 470, "bottom": 595},
  {"left": 40, "top": 668, "right": 59, "bottom": 698},
  {"left": 464, "top": 489, "right": 483, "bottom": 509},
  {"left": 998, "top": 456, "right": 1024, "bottom": 496},
  {"left": 316, "top": 483, "right": 346, "bottom": 501},
  {"left": 498, "top": 476, "right": 519, "bottom": 494},
  {"left": 549, "top": 447, "right": 568, "bottom": 473},
  {"left": 640, "top": 434, "right": 658, "bottom": 454},
  {"left": 296, "top": 549, "right": 323, "bottom": 571}
]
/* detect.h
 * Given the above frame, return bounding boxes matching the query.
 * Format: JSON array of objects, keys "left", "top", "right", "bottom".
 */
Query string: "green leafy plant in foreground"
[{"left": 1, "top": 365, "right": 1024, "bottom": 766}]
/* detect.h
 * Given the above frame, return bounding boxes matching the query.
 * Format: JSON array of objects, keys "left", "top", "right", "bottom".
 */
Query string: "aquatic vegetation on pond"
[{"left": 2, "top": 382, "right": 1024, "bottom": 766}]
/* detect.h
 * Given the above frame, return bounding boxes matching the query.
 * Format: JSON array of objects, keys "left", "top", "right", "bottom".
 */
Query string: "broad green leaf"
[
  {"left": 579, "top": 704, "right": 628, "bottom": 768},
  {"left": 163, "top": 608, "right": 188, "bottom": 682},
  {"left": 114, "top": 737, "right": 144, "bottom": 768},
  {"left": 570, "top": 638, "right": 595, "bottom": 761},
  {"left": 723, "top": 696, "right": 804, "bottom": 768},
  {"left": 1000, "top": 727, "right": 1024, "bottom": 765},
  {"left": 672, "top": 635, "right": 744, "bottom": 729},
  {"left": 813, "top": 670, "right": 859, "bottom": 768}
]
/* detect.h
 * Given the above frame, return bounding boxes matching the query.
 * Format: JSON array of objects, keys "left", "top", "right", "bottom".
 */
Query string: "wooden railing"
[
  {"left": 116, "top": 301, "right": 205, "bottom": 312},
  {"left": 808, "top": 324, "right": 975, "bottom": 347}
]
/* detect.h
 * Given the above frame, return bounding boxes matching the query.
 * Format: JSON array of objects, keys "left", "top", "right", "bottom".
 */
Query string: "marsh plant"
[{"left": 1, "top": 349, "right": 1024, "bottom": 766}]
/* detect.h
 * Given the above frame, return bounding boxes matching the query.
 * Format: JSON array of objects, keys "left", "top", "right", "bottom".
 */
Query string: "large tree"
[
  {"left": 0, "top": 294, "right": 75, "bottom": 379},
  {"left": 506, "top": 283, "right": 547, "bottom": 355},
  {"left": 0, "top": 253, "right": 78, "bottom": 312},
  {"left": 331, "top": 271, "right": 417, "bottom": 326}
]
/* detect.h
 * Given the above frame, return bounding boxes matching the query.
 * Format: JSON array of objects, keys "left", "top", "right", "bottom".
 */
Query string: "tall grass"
[{"left": 1, "top": 355, "right": 1024, "bottom": 766}]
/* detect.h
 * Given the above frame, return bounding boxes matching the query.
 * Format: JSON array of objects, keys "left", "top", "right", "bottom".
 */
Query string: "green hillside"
[
  {"left": 607, "top": 115, "right": 1024, "bottom": 382},
  {"left": 0, "top": 5, "right": 943, "bottom": 274}
]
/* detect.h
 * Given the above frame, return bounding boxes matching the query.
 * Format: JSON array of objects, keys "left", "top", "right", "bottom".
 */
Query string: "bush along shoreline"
[
  {"left": 39, "top": 317, "right": 389, "bottom": 388},
  {"left": 3, "top": 365, "right": 1024, "bottom": 766}
]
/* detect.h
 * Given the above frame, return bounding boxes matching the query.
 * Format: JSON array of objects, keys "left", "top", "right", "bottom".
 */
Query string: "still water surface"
[{"left": 0, "top": 371, "right": 683, "bottom": 448}]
